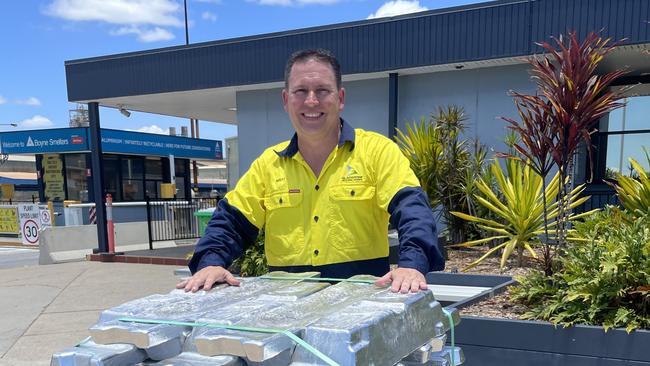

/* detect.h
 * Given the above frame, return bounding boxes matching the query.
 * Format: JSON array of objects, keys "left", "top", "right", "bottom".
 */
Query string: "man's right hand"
[{"left": 175, "top": 266, "right": 241, "bottom": 292}]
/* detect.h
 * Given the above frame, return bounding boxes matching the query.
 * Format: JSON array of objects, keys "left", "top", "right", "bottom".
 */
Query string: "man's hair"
[{"left": 284, "top": 49, "right": 342, "bottom": 90}]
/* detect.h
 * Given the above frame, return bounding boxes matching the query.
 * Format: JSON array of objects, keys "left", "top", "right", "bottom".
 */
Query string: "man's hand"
[
  {"left": 375, "top": 267, "right": 428, "bottom": 293},
  {"left": 176, "top": 266, "right": 240, "bottom": 292}
]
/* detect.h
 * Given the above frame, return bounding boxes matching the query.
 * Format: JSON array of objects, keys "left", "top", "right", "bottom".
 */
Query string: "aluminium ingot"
[
  {"left": 90, "top": 272, "right": 321, "bottom": 352},
  {"left": 399, "top": 346, "right": 465, "bottom": 366},
  {"left": 50, "top": 339, "right": 146, "bottom": 366},
  {"left": 194, "top": 275, "right": 382, "bottom": 362},
  {"left": 401, "top": 334, "right": 447, "bottom": 364},
  {"left": 291, "top": 289, "right": 445, "bottom": 366},
  {"left": 147, "top": 351, "right": 245, "bottom": 366}
]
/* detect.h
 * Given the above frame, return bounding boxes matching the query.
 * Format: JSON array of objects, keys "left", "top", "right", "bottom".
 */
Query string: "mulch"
[{"left": 442, "top": 246, "right": 541, "bottom": 319}]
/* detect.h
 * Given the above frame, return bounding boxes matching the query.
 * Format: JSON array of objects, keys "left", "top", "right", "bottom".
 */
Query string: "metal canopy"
[{"left": 64, "top": 0, "right": 650, "bottom": 124}]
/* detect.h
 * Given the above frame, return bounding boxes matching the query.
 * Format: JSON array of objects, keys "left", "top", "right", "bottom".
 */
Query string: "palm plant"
[
  {"left": 395, "top": 105, "right": 486, "bottom": 244},
  {"left": 451, "top": 159, "right": 592, "bottom": 271},
  {"left": 394, "top": 117, "right": 443, "bottom": 209},
  {"left": 609, "top": 148, "right": 650, "bottom": 217}
]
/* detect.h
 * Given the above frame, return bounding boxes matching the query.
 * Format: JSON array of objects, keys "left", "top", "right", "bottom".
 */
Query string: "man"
[{"left": 178, "top": 49, "right": 444, "bottom": 294}]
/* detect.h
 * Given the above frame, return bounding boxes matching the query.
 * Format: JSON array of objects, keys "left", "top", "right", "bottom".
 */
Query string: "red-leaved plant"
[{"left": 501, "top": 31, "right": 628, "bottom": 275}]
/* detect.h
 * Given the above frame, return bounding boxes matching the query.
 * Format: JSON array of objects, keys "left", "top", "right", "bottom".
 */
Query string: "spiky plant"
[
  {"left": 396, "top": 105, "right": 488, "bottom": 244},
  {"left": 609, "top": 148, "right": 650, "bottom": 217},
  {"left": 451, "top": 159, "right": 592, "bottom": 271}
]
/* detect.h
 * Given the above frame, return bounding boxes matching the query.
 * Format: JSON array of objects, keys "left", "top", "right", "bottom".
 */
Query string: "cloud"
[
  {"left": 0, "top": 96, "right": 6, "bottom": 105},
  {"left": 19, "top": 115, "right": 53, "bottom": 128},
  {"left": 44, "top": 0, "right": 181, "bottom": 42},
  {"left": 202, "top": 11, "right": 217, "bottom": 22},
  {"left": 15, "top": 97, "right": 42, "bottom": 106},
  {"left": 249, "top": 0, "right": 340, "bottom": 6},
  {"left": 367, "top": 0, "right": 428, "bottom": 19},
  {"left": 131, "top": 125, "right": 168, "bottom": 134},
  {"left": 110, "top": 26, "right": 175, "bottom": 42}
]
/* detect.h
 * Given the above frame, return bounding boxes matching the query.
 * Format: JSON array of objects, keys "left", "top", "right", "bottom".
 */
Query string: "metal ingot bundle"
[
  {"left": 193, "top": 275, "right": 382, "bottom": 362},
  {"left": 52, "top": 271, "right": 464, "bottom": 365},
  {"left": 290, "top": 289, "right": 459, "bottom": 365},
  {"left": 89, "top": 272, "right": 321, "bottom": 359}
]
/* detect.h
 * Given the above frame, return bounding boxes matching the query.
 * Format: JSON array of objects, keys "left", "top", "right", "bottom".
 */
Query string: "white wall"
[
  {"left": 235, "top": 64, "right": 536, "bottom": 184},
  {"left": 398, "top": 63, "right": 535, "bottom": 154}
]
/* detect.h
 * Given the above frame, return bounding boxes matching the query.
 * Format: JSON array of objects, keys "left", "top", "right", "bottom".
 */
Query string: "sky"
[{"left": 0, "top": 0, "right": 488, "bottom": 144}]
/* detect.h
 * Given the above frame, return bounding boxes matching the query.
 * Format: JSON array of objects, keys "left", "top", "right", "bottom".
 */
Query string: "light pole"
[{"left": 183, "top": 0, "right": 200, "bottom": 197}]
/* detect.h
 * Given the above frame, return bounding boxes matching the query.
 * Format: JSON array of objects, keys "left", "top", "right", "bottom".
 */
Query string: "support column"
[
  {"left": 388, "top": 73, "right": 399, "bottom": 139},
  {"left": 88, "top": 102, "right": 108, "bottom": 253}
]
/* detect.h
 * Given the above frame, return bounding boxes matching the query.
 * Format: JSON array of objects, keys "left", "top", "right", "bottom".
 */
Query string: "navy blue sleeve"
[
  {"left": 188, "top": 198, "right": 260, "bottom": 274},
  {"left": 388, "top": 187, "right": 445, "bottom": 274}
]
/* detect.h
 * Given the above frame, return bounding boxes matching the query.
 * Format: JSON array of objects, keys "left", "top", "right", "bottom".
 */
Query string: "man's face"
[{"left": 282, "top": 59, "right": 345, "bottom": 140}]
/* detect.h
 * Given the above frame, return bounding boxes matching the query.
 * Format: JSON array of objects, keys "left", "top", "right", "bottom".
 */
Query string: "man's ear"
[
  {"left": 282, "top": 89, "right": 289, "bottom": 112},
  {"left": 338, "top": 87, "right": 345, "bottom": 111}
]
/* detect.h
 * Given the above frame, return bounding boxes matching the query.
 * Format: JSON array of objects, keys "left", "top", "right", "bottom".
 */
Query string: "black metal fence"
[
  {"left": 145, "top": 197, "right": 219, "bottom": 249},
  {"left": 0, "top": 196, "right": 38, "bottom": 205}
]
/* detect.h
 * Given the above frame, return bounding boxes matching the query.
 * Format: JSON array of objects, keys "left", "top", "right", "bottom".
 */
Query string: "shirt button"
[
  {"left": 315, "top": 185, "right": 320, "bottom": 191},
  {"left": 279, "top": 198, "right": 283, "bottom": 204},
  {"left": 314, "top": 249, "right": 319, "bottom": 256},
  {"left": 350, "top": 190, "right": 356, "bottom": 196},
  {"left": 314, "top": 215, "right": 319, "bottom": 222}
]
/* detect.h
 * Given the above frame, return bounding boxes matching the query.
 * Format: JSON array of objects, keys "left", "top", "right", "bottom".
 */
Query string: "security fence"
[{"left": 145, "top": 197, "right": 219, "bottom": 249}]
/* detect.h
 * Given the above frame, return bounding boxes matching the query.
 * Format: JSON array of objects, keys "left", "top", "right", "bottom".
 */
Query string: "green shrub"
[
  {"left": 232, "top": 231, "right": 268, "bottom": 276},
  {"left": 511, "top": 207, "right": 650, "bottom": 332}
]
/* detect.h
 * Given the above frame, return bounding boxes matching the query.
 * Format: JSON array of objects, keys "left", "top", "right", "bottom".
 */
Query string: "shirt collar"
[{"left": 275, "top": 118, "right": 356, "bottom": 158}]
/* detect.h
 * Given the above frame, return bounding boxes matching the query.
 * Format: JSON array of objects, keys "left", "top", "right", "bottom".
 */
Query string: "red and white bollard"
[{"left": 106, "top": 193, "right": 115, "bottom": 254}]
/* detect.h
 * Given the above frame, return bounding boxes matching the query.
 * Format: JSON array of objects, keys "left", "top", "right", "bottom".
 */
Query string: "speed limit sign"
[
  {"left": 18, "top": 204, "right": 40, "bottom": 246},
  {"left": 22, "top": 219, "right": 39, "bottom": 245}
]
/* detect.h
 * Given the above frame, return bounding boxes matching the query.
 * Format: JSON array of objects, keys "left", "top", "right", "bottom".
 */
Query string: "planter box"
[
  {"left": 455, "top": 317, "right": 650, "bottom": 366},
  {"left": 427, "top": 272, "right": 649, "bottom": 365}
]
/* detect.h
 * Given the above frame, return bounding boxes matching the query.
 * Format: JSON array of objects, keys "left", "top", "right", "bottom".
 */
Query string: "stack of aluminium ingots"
[{"left": 50, "top": 272, "right": 464, "bottom": 366}]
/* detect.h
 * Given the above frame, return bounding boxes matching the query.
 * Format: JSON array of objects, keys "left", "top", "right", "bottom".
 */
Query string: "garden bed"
[{"left": 441, "top": 248, "right": 650, "bottom": 366}]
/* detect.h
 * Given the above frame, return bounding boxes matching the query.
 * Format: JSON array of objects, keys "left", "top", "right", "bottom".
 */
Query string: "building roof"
[{"left": 64, "top": 0, "right": 650, "bottom": 124}]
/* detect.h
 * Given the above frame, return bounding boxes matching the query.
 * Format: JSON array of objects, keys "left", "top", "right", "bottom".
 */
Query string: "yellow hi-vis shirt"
[{"left": 224, "top": 121, "right": 421, "bottom": 268}]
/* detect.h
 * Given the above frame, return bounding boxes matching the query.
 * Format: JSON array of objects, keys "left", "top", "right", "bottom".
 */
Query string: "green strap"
[
  {"left": 74, "top": 336, "right": 91, "bottom": 347},
  {"left": 442, "top": 308, "right": 455, "bottom": 366},
  {"left": 118, "top": 317, "right": 339, "bottom": 366},
  {"left": 259, "top": 275, "right": 376, "bottom": 284}
]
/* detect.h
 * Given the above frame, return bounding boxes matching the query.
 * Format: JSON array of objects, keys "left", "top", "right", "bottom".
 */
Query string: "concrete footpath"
[{"left": 0, "top": 261, "right": 182, "bottom": 366}]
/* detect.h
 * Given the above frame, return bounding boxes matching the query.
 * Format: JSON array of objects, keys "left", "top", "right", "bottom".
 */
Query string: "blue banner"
[
  {"left": 101, "top": 129, "right": 223, "bottom": 160},
  {"left": 0, "top": 128, "right": 89, "bottom": 154},
  {"left": 0, "top": 128, "right": 223, "bottom": 160}
]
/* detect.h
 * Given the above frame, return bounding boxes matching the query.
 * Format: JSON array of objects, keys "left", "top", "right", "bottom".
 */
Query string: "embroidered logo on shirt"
[{"left": 341, "top": 164, "right": 363, "bottom": 182}]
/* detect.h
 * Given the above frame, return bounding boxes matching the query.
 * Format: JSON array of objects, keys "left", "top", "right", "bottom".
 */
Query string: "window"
[
  {"left": 595, "top": 93, "right": 650, "bottom": 180},
  {"left": 103, "top": 156, "right": 121, "bottom": 201},
  {"left": 65, "top": 154, "right": 88, "bottom": 201}
]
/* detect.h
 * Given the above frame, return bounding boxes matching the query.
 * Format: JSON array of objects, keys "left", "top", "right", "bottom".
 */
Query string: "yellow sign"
[
  {"left": 0, "top": 207, "right": 19, "bottom": 234},
  {"left": 0, "top": 184, "right": 14, "bottom": 200},
  {"left": 43, "top": 154, "right": 65, "bottom": 200}
]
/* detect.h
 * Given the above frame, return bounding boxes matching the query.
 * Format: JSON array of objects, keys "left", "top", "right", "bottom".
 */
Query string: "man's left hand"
[{"left": 375, "top": 267, "right": 428, "bottom": 293}]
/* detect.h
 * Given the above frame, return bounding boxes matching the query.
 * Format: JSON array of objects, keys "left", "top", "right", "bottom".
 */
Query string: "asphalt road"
[{"left": 0, "top": 247, "right": 39, "bottom": 269}]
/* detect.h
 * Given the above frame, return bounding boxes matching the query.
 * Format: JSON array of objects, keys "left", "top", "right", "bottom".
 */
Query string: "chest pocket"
[
  {"left": 264, "top": 191, "right": 304, "bottom": 261},
  {"left": 327, "top": 184, "right": 377, "bottom": 251},
  {"left": 329, "top": 184, "right": 376, "bottom": 201}
]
